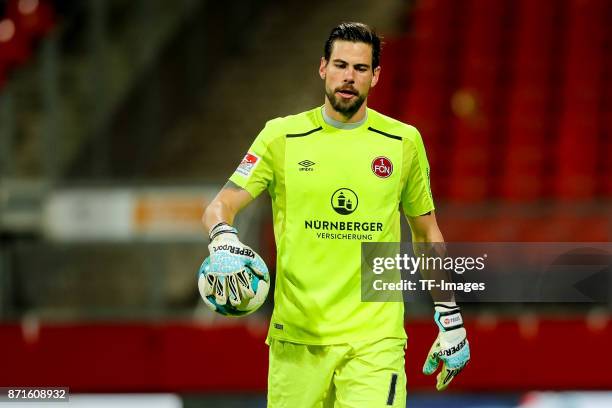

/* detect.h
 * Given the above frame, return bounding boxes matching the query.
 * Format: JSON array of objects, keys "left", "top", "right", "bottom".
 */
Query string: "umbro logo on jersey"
[{"left": 299, "top": 160, "right": 315, "bottom": 172}]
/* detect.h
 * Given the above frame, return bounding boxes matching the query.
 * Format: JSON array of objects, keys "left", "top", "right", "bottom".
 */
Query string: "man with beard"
[{"left": 202, "top": 22, "right": 470, "bottom": 407}]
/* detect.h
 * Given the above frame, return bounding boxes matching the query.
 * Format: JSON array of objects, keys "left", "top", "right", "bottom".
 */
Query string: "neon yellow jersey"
[{"left": 229, "top": 106, "right": 435, "bottom": 345}]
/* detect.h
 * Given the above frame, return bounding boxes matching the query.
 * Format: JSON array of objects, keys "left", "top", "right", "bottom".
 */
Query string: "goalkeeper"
[{"left": 202, "top": 22, "right": 470, "bottom": 407}]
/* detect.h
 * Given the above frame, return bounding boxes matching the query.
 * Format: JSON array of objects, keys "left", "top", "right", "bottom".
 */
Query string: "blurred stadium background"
[{"left": 0, "top": 0, "right": 611, "bottom": 406}]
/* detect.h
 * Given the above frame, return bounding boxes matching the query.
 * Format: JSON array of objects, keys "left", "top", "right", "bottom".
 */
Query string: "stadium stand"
[{"left": 369, "top": 0, "right": 611, "bottom": 242}]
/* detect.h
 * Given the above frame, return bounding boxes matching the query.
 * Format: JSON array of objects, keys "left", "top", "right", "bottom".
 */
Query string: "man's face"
[{"left": 319, "top": 40, "right": 380, "bottom": 118}]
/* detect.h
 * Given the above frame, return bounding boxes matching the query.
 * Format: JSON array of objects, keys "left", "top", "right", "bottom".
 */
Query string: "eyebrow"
[{"left": 332, "top": 58, "right": 371, "bottom": 69}]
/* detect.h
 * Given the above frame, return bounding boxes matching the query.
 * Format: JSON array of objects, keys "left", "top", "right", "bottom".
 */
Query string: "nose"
[{"left": 343, "top": 67, "right": 356, "bottom": 83}]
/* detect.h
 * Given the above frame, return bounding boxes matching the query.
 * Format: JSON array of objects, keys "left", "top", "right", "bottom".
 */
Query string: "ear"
[
  {"left": 370, "top": 65, "right": 381, "bottom": 88},
  {"left": 319, "top": 57, "right": 328, "bottom": 79}
]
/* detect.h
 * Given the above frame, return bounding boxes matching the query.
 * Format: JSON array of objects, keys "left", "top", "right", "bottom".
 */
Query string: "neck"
[{"left": 323, "top": 97, "right": 368, "bottom": 123}]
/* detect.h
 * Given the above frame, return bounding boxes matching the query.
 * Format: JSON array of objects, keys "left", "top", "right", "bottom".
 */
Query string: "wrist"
[
  {"left": 434, "top": 302, "right": 458, "bottom": 312},
  {"left": 209, "top": 222, "right": 238, "bottom": 242},
  {"left": 434, "top": 303, "right": 463, "bottom": 332}
]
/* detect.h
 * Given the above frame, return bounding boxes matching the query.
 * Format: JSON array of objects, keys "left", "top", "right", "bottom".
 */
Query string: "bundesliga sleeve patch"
[{"left": 235, "top": 152, "right": 260, "bottom": 177}]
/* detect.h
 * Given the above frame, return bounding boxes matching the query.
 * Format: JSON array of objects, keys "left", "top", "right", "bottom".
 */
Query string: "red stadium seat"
[
  {"left": 411, "top": 0, "right": 459, "bottom": 48},
  {"left": 399, "top": 81, "right": 453, "bottom": 179},
  {"left": 501, "top": 90, "right": 552, "bottom": 201},
  {"left": 600, "top": 138, "right": 612, "bottom": 196},
  {"left": 396, "top": 0, "right": 610, "bottom": 204},
  {"left": 441, "top": 0, "right": 511, "bottom": 202},
  {"left": 519, "top": 211, "right": 610, "bottom": 242},
  {"left": 601, "top": 75, "right": 612, "bottom": 196},
  {"left": 368, "top": 36, "right": 411, "bottom": 117},
  {"left": 0, "top": 64, "right": 6, "bottom": 88},
  {"left": 0, "top": 18, "right": 32, "bottom": 69},
  {"left": 509, "top": 0, "right": 558, "bottom": 112},
  {"left": 551, "top": 0, "right": 608, "bottom": 200},
  {"left": 500, "top": 141, "right": 547, "bottom": 202},
  {"left": 6, "top": 0, "right": 55, "bottom": 41},
  {"left": 508, "top": 88, "right": 550, "bottom": 119}
]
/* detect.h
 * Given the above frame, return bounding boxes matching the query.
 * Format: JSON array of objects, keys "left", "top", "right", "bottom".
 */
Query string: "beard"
[{"left": 325, "top": 85, "right": 367, "bottom": 119}]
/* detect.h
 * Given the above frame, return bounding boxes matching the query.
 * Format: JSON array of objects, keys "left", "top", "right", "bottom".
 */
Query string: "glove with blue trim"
[
  {"left": 423, "top": 303, "right": 470, "bottom": 391},
  {"left": 200, "top": 222, "right": 268, "bottom": 309}
]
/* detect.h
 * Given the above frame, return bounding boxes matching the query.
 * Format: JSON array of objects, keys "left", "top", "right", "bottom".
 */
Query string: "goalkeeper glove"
[
  {"left": 200, "top": 222, "right": 268, "bottom": 308},
  {"left": 423, "top": 303, "right": 470, "bottom": 391}
]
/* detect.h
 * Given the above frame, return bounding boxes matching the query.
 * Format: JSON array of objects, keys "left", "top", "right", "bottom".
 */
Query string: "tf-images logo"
[{"left": 331, "top": 188, "right": 358, "bottom": 215}]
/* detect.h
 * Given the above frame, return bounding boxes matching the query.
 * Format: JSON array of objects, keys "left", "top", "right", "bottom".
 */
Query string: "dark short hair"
[{"left": 324, "top": 22, "right": 382, "bottom": 69}]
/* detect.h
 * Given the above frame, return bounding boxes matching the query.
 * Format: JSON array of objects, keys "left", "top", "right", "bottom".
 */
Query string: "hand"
[
  {"left": 423, "top": 303, "right": 470, "bottom": 391},
  {"left": 200, "top": 223, "right": 268, "bottom": 308}
]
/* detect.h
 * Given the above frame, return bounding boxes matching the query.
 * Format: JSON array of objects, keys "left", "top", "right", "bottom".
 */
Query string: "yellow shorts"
[{"left": 267, "top": 337, "right": 407, "bottom": 408}]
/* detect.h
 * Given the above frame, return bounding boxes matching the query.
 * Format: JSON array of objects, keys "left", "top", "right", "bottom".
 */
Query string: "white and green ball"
[{"left": 198, "top": 257, "right": 270, "bottom": 316}]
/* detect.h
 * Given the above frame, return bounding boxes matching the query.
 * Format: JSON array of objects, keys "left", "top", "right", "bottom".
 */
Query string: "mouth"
[{"left": 336, "top": 88, "right": 358, "bottom": 99}]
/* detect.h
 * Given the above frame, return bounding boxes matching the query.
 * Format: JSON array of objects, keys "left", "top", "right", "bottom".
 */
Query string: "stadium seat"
[
  {"left": 442, "top": 0, "right": 511, "bottom": 202},
  {"left": 6, "top": 0, "right": 54, "bottom": 42},
  {"left": 501, "top": 90, "right": 552, "bottom": 201},
  {"left": 397, "top": 0, "right": 610, "bottom": 206},
  {"left": 0, "top": 19, "right": 32, "bottom": 69},
  {"left": 411, "top": 0, "right": 459, "bottom": 48},
  {"left": 446, "top": 117, "right": 493, "bottom": 202},
  {"left": 553, "top": 0, "right": 607, "bottom": 200},
  {"left": 0, "top": 65, "right": 6, "bottom": 89},
  {"left": 600, "top": 138, "right": 612, "bottom": 196},
  {"left": 519, "top": 211, "right": 610, "bottom": 242},
  {"left": 367, "top": 36, "right": 410, "bottom": 117}
]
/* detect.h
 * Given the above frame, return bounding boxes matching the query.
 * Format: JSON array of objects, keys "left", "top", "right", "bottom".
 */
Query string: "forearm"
[
  {"left": 408, "top": 218, "right": 452, "bottom": 303},
  {"left": 410, "top": 221, "right": 444, "bottom": 244},
  {"left": 413, "top": 218, "right": 468, "bottom": 391},
  {"left": 202, "top": 182, "right": 254, "bottom": 234},
  {"left": 203, "top": 198, "right": 238, "bottom": 233},
  {"left": 410, "top": 221, "right": 445, "bottom": 271}
]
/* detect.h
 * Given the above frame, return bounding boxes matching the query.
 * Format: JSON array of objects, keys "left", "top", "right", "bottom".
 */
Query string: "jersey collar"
[{"left": 319, "top": 106, "right": 369, "bottom": 131}]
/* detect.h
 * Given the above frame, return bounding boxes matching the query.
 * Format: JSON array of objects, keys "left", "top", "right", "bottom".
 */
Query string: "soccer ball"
[{"left": 197, "top": 256, "right": 270, "bottom": 316}]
